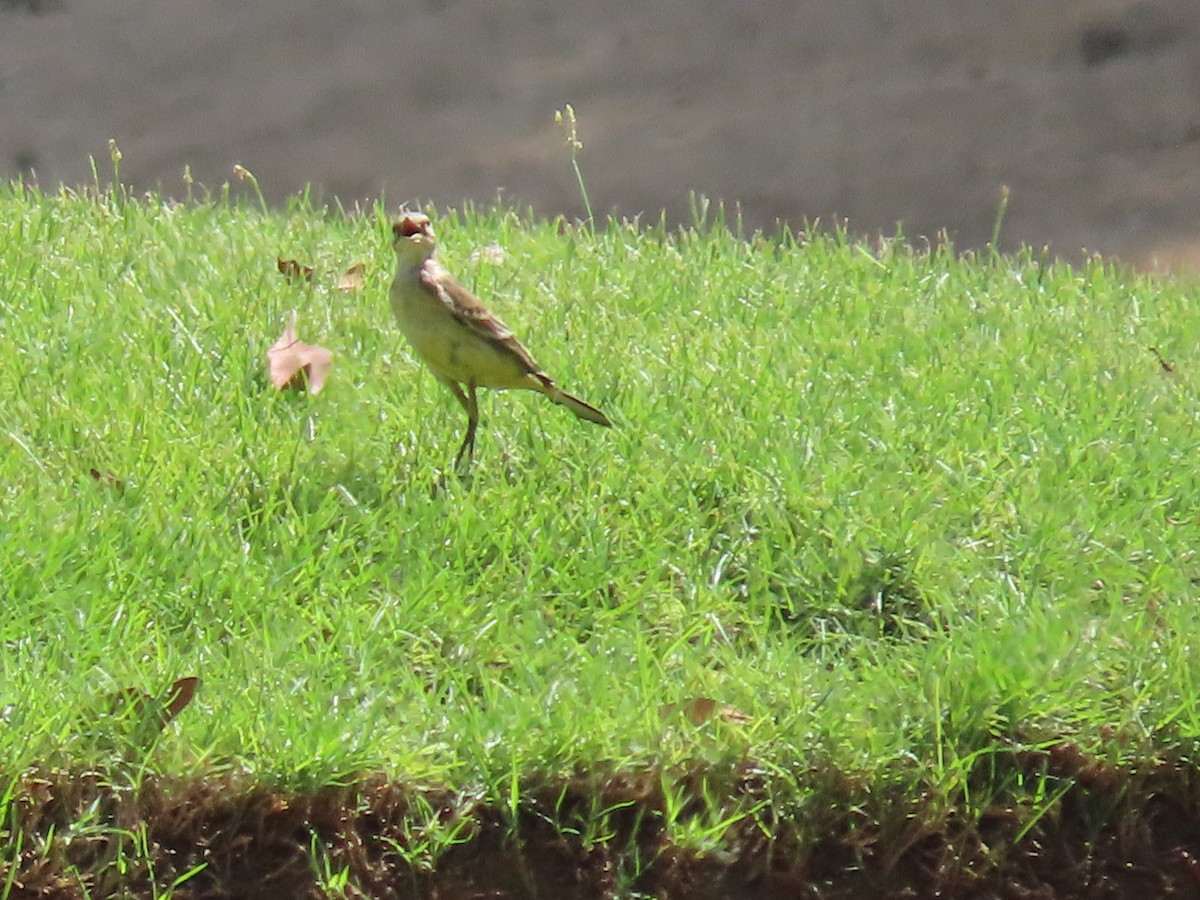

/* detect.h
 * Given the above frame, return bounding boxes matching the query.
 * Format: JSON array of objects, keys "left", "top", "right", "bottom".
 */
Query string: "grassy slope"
[{"left": 2, "top": 180, "right": 1200, "bottom": 889}]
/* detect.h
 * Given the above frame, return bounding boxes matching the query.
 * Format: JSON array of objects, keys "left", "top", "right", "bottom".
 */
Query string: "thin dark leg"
[
  {"left": 459, "top": 382, "right": 479, "bottom": 469},
  {"left": 442, "top": 379, "right": 479, "bottom": 471}
]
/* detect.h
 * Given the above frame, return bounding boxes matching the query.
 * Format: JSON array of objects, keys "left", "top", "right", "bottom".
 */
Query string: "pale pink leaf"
[{"left": 267, "top": 310, "right": 333, "bottom": 395}]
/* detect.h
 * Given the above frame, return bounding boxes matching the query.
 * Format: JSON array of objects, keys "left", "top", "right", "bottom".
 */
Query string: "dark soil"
[{"left": 8, "top": 747, "right": 1200, "bottom": 899}]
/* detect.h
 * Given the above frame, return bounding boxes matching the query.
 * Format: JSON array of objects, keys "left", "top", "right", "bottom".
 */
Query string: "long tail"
[{"left": 544, "top": 385, "right": 612, "bottom": 427}]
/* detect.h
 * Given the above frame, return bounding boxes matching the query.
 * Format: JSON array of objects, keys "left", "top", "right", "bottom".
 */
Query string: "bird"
[{"left": 389, "top": 212, "right": 611, "bottom": 470}]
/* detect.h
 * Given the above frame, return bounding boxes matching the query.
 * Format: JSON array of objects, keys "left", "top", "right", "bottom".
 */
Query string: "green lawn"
[{"left": 2, "top": 174, "right": 1200, "bottom": 894}]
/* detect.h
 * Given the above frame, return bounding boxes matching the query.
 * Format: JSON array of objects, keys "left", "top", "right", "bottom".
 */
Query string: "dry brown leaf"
[
  {"left": 163, "top": 676, "right": 200, "bottom": 723},
  {"left": 660, "top": 697, "right": 751, "bottom": 726},
  {"left": 681, "top": 697, "right": 717, "bottom": 725},
  {"left": 89, "top": 468, "right": 126, "bottom": 493},
  {"left": 112, "top": 686, "right": 153, "bottom": 718},
  {"left": 109, "top": 676, "right": 200, "bottom": 735},
  {"left": 267, "top": 310, "right": 332, "bottom": 395},
  {"left": 337, "top": 261, "right": 367, "bottom": 292},
  {"left": 716, "top": 703, "right": 752, "bottom": 725},
  {"left": 277, "top": 257, "right": 314, "bottom": 284}
]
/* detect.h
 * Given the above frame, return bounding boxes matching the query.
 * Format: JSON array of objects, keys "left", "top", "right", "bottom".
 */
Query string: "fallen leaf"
[
  {"left": 277, "top": 257, "right": 314, "bottom": 284},
  {"left": 267, "top": 310, "right": 333, "bottom": 395},
  {"left": 681, "top": 697, "right": 717, "bottom": 725},
  {"left": 716, "top": 703, "right": 752, "bottom": 725},
  {"left": 163, "top": 676, "right": 200, "bottom": 723},
  {"left": 89, "top": 468, "right": 126, "bottom": 493},
  {"left": 111, "top": 686, "right": 153, "bottom": 719},
  {"left": 660, "top": 697, "right": 751, "bottom": 726},
  {"left": 337, "top": 261, "right": 367, "bottom": 292},
  {"left": 109, "top": 676, "right": 200, "bottom": 739}
]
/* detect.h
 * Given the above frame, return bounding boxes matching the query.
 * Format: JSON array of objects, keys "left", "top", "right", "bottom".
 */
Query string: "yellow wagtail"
[{"left": 389, "top": 213, "right": 611, "bottom": 469}]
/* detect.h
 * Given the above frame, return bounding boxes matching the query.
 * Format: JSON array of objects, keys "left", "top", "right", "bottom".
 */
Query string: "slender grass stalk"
[
  {"left": 555, "top": 104, "right": 594, "bottom": 233},
  {"left": 990, "top": 184, "right": 1010, "bottom": 255}
]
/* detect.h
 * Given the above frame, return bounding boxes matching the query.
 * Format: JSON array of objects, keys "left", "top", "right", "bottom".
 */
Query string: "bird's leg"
[
  {"left": 456, "top": 382, "right": 479, "bottom": 470},
  {"left": 439, "top": 377, "right": 479, "bottom": 471}
]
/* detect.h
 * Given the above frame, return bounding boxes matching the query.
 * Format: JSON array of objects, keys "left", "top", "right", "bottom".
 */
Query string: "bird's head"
[{"left": 392, "top": 213, "right": 437, "bottom": 265}]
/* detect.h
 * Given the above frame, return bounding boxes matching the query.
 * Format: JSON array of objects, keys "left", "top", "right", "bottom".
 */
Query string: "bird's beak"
[{"left": 393, "top": 215, "right": 431, "bottom": 244}]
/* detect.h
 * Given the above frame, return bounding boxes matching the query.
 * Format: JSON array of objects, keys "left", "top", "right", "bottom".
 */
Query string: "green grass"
[{"left": 3, "top": 173, "right": 1200, "bottom": 891}]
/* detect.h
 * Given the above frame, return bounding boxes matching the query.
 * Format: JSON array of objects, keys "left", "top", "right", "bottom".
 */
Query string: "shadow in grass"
[
  {"left": 776, "top": 543, "right": 935, "bottom": 647},
  {"left": 7, "top": 749, "right": 1200, "bottom": 898},
  {"left": 687, "top": 478, "right": 935, "bottom": 650}
]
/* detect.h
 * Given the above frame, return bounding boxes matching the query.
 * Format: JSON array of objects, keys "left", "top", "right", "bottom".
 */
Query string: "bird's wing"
[{"left": 421, "top": 266, "right": 546, "bottom": 378}]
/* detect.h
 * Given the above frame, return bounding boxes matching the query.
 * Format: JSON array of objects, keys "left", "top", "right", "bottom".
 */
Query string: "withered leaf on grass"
[
  {"left": 110, "top": 676, "right": 201, "bottom": 735},
  {"left": 659, "top": 697, "right": 752, "bottom": 726},
  {"left": 267, "top": 310, "right": 332, "bottom": 395},
  {"left": 163, "top": 675, "right": 200, "bottom": 721},
  {"left": 89, "top": 468, "right": 126, "bottom": 493},
  {"left": 337, "top": 262, "right": 367, "bottom": 292},
  {"left": 277, "top": 257, "right": 314, "bottom": 284}
]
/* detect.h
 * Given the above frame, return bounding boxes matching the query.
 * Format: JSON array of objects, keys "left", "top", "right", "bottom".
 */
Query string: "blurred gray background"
[{"left": 3, "top": 0, "right": 1199, "bottom": 269}]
